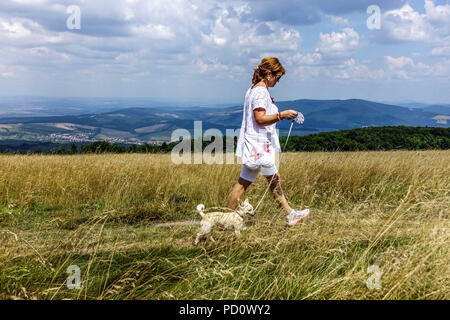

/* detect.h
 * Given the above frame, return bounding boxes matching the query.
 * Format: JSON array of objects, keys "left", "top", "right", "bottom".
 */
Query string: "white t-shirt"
[{"left": 235, "top": 86, "right": 282, "bottom": 158}]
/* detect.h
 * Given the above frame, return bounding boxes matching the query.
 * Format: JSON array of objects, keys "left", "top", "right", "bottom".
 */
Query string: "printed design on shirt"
[
  {"left": 250, "top": 146, "right": 263, "bottom": 162},
  {"left": 271, "top": 96, "right": 275, "bottom": 103},
  {"left": 264, "top": 141, "right": 270, "bottom": 153}
]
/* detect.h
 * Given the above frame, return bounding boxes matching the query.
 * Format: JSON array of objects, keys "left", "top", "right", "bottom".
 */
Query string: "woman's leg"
[
  {"left": 226, "top": 177, "right": 252, "bottom": 212},
  {"left": 265, "top": 172, "right": 292, "bottom": 215}
]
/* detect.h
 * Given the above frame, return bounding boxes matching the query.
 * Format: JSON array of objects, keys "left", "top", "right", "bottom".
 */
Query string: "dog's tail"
[{"left": 196, "top": 204, "right": 205, "bottom": 217}]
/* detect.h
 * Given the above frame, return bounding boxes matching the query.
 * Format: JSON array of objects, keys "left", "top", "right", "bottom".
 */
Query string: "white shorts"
[{"left": 239, "top": 164, "right": 278, "bottom": 183}]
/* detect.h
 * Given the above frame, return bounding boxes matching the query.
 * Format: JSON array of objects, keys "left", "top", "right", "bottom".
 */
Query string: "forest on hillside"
[{"left": 0, "top": 126, "right": 448, "bottom": 154}]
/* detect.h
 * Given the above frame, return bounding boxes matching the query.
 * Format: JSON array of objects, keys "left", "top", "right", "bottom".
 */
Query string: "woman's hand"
[
  {"left": 253, "top": 109, "right": 299, "bottom": 126},
  {"left": 281, "top": 110, "right": 298, "bottom": 120}
]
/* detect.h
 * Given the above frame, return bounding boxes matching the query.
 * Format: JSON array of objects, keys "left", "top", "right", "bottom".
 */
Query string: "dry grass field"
[{"left": 0, "top": 151, "right": 448, "bottom": 299}]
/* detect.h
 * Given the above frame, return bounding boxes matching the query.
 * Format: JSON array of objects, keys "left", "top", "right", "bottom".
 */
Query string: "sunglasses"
[{"left": 272, "top": 73, "right": 282, "bottom": 81}]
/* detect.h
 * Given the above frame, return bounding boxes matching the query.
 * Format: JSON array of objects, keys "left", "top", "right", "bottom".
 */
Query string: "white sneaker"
[{"left": 286, "top": 208, "right": 310, "bottom": 226}]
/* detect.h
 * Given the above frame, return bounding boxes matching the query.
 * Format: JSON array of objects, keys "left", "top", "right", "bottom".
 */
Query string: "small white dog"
[{"left": 194, "top": 198, "right": 254, "bottom": 245}]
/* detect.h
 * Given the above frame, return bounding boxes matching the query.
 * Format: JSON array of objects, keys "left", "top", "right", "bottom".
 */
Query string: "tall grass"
[{"left": 0, "top": 151, "right": 448, "bottom": 299}]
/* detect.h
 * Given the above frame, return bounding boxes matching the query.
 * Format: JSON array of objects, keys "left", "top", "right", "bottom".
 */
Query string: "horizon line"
[{"left": 0, "top": 95, "right": 448, "bottom": 106}]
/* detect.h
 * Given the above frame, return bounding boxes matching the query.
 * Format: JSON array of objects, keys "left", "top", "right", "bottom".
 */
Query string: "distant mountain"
[
  {"left": 0, "top": 96, "right": 240, "bottom": 118},
  {"left": 0, "top": 96, "right": 184, "bottom": 118},
  {"left": 0, "top": 98, "right": 448, "bottom": 143},
  {"left": 390, "top": 101, "right": 450, "bottom": 113},
  {"left": 0, "top": 106, "right": 232, "bottom": 143},
  {"left": 422, "top": 105, "right": 450, "bottom": 115},
  {"left": 389, "top": 102, "right": 431, "bottom": 109},
  {"left": 275, "top": 99, "right": 446, "bottom": 129}
]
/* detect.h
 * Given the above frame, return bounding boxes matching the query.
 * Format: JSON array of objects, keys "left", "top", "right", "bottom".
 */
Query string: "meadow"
[{"left": 0, "top": 151, "right": 448, "bottom": 299}]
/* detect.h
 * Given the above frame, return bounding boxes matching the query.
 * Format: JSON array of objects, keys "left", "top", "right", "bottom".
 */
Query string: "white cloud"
[
  {"left": 237, "top": 23, "right": 301, "bottom": 52},
  {"left": 294, "top": 57, "right": 385, "bottom": 81},
  {"left": 10, "top": 0, "right": 47, "bottom": 5},
  {"left": 201, "top": 15, "right": 231, "bottom": 47},
  {"left": 329, "top": 15, "right": 350, "bottom": 27},
  {"left": 194, "top": 58, "right": 229, "bottom": 75},
  {"left": 424, "top": 0, "right": 450, "bottom": 24},
  {"left": 287, "top": 27, "right": 360, "bottom": 71},
  {"left": 381, "top": 4, "right": 430, "bottom": 42},
  {"left": 338, "top": 58, "right": 385, "bottom": 80},
  {"left": 287, "top": 27, "right": 367, "bottom": 81},
  {"left": 385, "top": 56, "right": 415, "bottom": 69},
  {"left": 318, "top": 27, "right": 359, "bottom": 59},
  {"left": 0, "top": 0, "right": 304, "bottom": 82},
  {"left": 377, "top": 0, "right": 450, "bottom": 44},
  {"left": 0, "top": 62, "right": 27, "bottom": 79},
  {"left": 290, "top": 52, "right": 449, "bottom": 83},
  {"left": 196, "top": 6, "right": 302, "bottom": 75},
  {"left": 0, "top": 19, "right": 32, "bottom": 37},
  {"left": 431, "top": 46, "right": 450, "bottom": 57},
  {"left": 0, "top": 16, "right": 65, "bottom": 50},
  {"left": 131, "top": 23, "right": 175, "bottom": 39},
  {"left": 288, "top": 52, "right": 322, "bottom": 66},
  {"left": 0, "top": 0, "right": 448, "bottom": 102},
  {"left": 384, "top": 55, "right": 450, "bottom": 80}
]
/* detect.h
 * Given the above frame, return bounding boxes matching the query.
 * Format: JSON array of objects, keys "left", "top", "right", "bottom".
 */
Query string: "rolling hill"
[
  {"left": 422, "top": 104, "right": 450, "bottom": 115},
  {"left": 0, "top": 98, "right": 448, "bottom": 144}
]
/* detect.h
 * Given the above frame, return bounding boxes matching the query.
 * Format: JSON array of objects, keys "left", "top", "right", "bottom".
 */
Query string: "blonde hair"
[{"left": 252, "top": 57, "right": 286, "bottom": 85}]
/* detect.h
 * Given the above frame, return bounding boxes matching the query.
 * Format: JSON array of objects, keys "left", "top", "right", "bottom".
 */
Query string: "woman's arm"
[{"left": 253, "top": 109, "right": 298, "bottom": 126}]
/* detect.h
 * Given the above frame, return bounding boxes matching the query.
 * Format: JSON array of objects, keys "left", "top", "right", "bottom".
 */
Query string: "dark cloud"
[
  {"left": 74, "top": 17, "right": 132, "bottom": 38},
  {"left": 0, "top": 1, "right": 133, "bottom": 37},
  {"left": 316, "top": 0, "right": 407, "bottom": 14},
  {"left": 0, "top": 2, "right": 67, "bottom": 32},
  {"left": 243, "top": 0, "right": 321, "bottom": 26},
  {"left": 243, "top": 0, "right": 406, "bottom": 26}
]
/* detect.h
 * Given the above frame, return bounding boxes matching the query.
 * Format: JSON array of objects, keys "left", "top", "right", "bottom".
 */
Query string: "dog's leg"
[
  {"left": 237, "top": 221, "right": 246, "bottom": 231},
  {"left": 194, "top": 233, "right": 204, "bottom": 246},
  {"left": 234, "top": 229, "right": 241, "bottom": 238},
  {"left": 195, "top": 222, "right": 212, "bottom": 245}
]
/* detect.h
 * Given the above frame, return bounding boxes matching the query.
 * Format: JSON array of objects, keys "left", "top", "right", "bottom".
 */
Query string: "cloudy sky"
[{"left": 0, "top": 0, "right": 449, "bottom": 104}]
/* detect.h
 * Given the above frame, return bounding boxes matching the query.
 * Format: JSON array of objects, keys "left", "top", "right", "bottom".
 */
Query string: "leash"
[{"left": 253, "top": 119, "right": 295, "bottom": 213}]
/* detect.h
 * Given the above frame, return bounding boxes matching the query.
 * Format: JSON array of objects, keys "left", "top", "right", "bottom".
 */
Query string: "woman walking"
[{"left": 227, "top": 57, "right": 310, "bottom": 226}]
